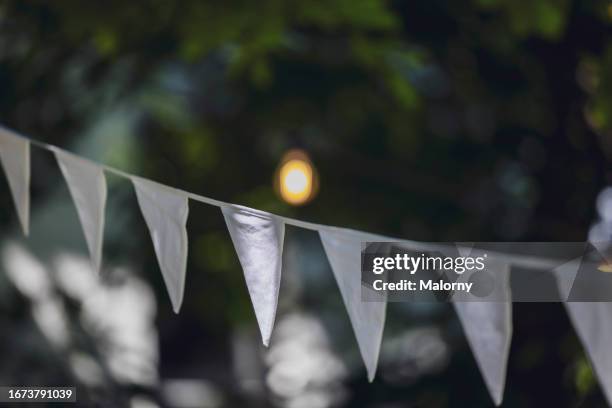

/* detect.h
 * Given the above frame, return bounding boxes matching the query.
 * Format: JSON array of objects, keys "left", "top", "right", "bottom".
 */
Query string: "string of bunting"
[{"left": 0, "top": 125, "right": 610, "bottom": 406}]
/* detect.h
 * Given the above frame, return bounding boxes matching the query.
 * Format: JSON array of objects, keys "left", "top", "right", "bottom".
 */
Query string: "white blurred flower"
[
  {"left": 265, "top": 313, "right": 347, "bottom": 408},
  {"left": 596, "top": 187, "right": 612, "bottom": 222},
  {"left": 3, "top": 243, "right": 52, "bottom": 298},
  {"left": 380, "top": 326, "right": 449, "bottom": 384}
]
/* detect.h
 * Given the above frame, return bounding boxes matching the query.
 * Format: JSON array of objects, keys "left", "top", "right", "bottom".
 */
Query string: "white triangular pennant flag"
[
  {"left": 55, "top": 150, "right": 107, "bottom": 273},
  {"left": 563, "top": 302, "right": 612, "bottom": 405},
  {"left": 552, "top": 243, "right": 612, "bottom": 405},
  {"left": 132, "top": 177, "right": 189, "bottom": 314},
  {"left": 0, "top": 128, "right": 30, "bottom": 235},
  {"left": 452, "top": 259, "right": 512, "bottom": 406},
  {"left": 319, "top": 228, "right": 387, "bottom": 382},
  {"left": 553, "top": 257, "right": 582, "bottom": 301},
  {"left": 222, "top": 205, "right": 285, "bottom": 347}
]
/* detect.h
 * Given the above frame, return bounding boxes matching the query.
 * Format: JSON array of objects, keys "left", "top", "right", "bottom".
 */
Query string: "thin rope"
[{"left": 6, "top": 127, "right": 569, "bottom": 271}]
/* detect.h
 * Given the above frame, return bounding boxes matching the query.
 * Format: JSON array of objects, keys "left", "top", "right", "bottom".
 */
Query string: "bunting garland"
[
  {"left": 452, "top": 260, "right": 512, "bottom": 406},
  {"left": 1, "top": 125, "right": 611, "bottom": 404},
  {"left": 222, "top": 205, "right": 285, "bottom": 346},
  {"left": 0, "top": 127, "right": 30, "bottom": 236},
  {"left": 563, "top": 302, "right": 612, "bottom": 406},
  {"left": 133, "top": 176, "right": 189, "bottom": 314},
  {"left": 55, "top": 149, "right": 107, "bottom": 273},
  {"left": 451, "top": 246, "right": 512, "bottom": 405},
  {"left": 319, "top": 229, "right": 388, "bottom": 382}
]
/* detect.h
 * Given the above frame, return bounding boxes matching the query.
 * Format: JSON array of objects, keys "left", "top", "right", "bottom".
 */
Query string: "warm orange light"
[
  {"left": 276, "top": 150, "right": 318, "bottom": 206},
  {"left": 598, "top": 263, "right": 612, "bottom": 273}
]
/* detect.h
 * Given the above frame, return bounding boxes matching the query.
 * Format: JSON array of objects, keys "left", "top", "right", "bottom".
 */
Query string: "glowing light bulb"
[{"left": 276, "top": 150, "right": 318, "bottom": 206}]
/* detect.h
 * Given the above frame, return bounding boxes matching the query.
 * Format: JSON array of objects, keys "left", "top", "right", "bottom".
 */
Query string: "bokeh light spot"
[
  {"left": 276, "top": 150, "right": 318, "bottom": 206},
  {"left": 598, "top": 263, "right": 612, "bottom": 273}
]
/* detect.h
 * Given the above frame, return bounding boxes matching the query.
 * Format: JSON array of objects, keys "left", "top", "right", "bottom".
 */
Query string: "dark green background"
[{"left": 0, "top": 0, "right": 611, "bottom": 407}]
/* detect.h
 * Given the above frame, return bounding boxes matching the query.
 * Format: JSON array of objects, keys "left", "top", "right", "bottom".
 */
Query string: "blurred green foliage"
[{"left": 0, "top": 0, "right": 611, "bottom": 406}]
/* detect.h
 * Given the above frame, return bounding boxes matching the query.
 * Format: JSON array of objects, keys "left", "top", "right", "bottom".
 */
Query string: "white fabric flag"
[
  {"left": 222, "top": 205, "right": 285, "bottom": 347},
  {"left": 133, "top": 177, "right": 189, "bottom": 314},
  {"left": 553, "top": 245, "right": 612, "bottom": 405},
  {"left": 319, "top": 228, "right": 387, "bottom": 382},
  {"left": 452, "top": 256, "right": 512, "bottom": 406},
  {"left": 563, "top": 302, "right": 612, "bottom": 405},
  {"left": 553, "top": 257, "right": 582, "bottom": 301},
  {"left": 55, "top": 150, "right": 107, "bottom": 273},
  {"left": 0, "top": 128, "right": 30, "bottom": 235}
]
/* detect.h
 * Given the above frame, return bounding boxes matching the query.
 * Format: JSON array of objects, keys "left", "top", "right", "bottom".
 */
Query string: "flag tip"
[{"left": 171, "top": 302, "right": 182, "bottom": 314}]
